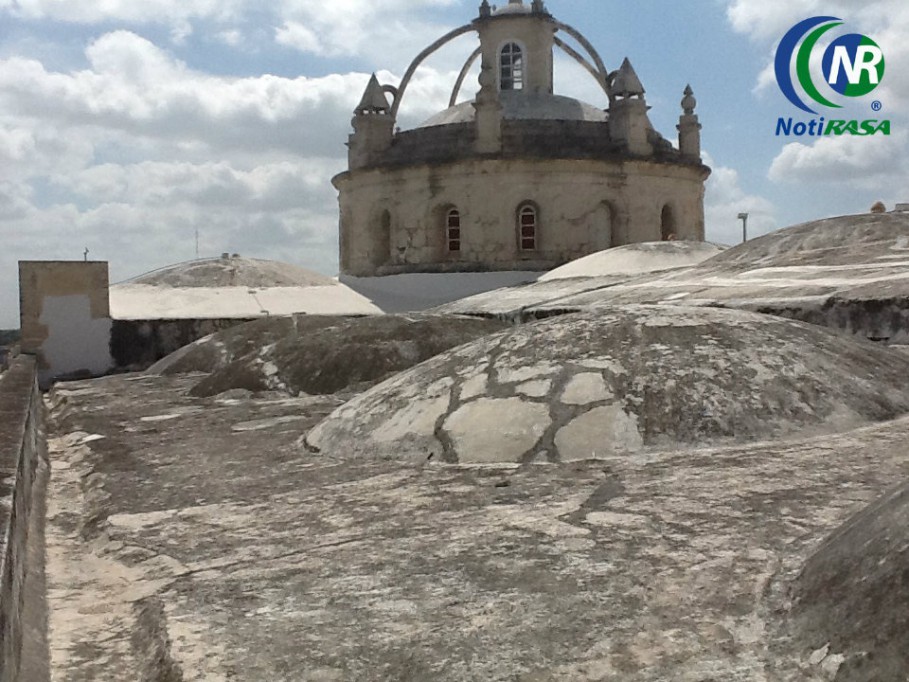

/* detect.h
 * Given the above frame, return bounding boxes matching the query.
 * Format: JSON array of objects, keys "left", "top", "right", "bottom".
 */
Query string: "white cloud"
[
  {"left": 0, "top": 0, "right": 244, "bottom": 26},
  {"left": 275, "top": 22, "right": 324, "bottom": 54},
  {"left": 0, "top": 32, "right": 376, "bottom": 157},
  {"left": 768, "top": 130, "right": 907, "bottom": 186},
  {"left": 703, "top": 153, "right": 778, "bottom": 245}
]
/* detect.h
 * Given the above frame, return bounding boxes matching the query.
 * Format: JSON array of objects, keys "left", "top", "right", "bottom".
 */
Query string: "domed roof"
[
  {"left": 418, "top": 92, "right": 607, "bottom": 128},
  {"left": 110, "top": 257, "right": 383, "bottom": 320},
  {"left": 539, "top": 241, "right": 726, "bottom": 281},
  {"left": 306, "top": 305, "right": 909, "bottom": 463},
  {"left": 122, "top": 257, "right": 336, "bottom": 288}
]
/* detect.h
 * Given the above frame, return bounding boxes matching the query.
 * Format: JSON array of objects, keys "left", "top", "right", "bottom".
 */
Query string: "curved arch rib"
[
  {"left": 553, "top": 37, "right": 609, "bottom": 99},
  {"left": 449, "top": 46, "right": 483, "bottom": 108},
  {"left": 390, "top": 24, "right": 478, "bottom": 120},
  {"left": 553, "top": 21, "right": 610, "bottom": 86}
]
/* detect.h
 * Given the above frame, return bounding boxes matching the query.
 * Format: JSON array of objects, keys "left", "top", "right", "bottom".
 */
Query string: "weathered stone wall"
[
  {"left": 110, "top": 318, "right": 253, "bottom": 370},
  {"left": 337, "top": 156, "right": 708, "bottom": 277},
  {"left": 19, "top": 261, "right": 114, "bottom": 387},
  {"left": 0, "top": 356, "right": 45, "bottom": 682}
]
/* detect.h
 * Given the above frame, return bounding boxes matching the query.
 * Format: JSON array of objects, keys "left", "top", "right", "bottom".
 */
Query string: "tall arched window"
[
  {"left": 370, "top": 209, "right": 391, "bottom": 266},
  {"left": 446, "top": 208, "right": 461, "bottom": 253},
  {"left": 518, "top": 204, "right": 537, "bottom": 251},
  {"left": 661, "top": 204, "right": 677, "bottom": 241},
  {"left": 500, "top": 43, "right": 524, "bottom": 91}
]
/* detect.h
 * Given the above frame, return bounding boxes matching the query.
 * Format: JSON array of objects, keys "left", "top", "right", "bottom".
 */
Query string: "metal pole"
[{"left": 738, "top": 212, "right": 749, "bottom": 243}]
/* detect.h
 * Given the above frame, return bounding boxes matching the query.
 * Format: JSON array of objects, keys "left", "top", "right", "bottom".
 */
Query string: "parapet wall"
[{"left": 0, "top": 356, "right": 45, "bottom": 682}]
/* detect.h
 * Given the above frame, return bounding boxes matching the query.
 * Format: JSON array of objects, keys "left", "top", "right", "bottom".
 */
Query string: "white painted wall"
[{"left": 38, "top": 295, "right": 113, "bottom": 384}]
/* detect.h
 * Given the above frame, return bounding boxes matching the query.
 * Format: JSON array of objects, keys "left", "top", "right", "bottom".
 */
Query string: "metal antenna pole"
[{"left": 738, "top": 212, "right": 749, "bottom": 243}]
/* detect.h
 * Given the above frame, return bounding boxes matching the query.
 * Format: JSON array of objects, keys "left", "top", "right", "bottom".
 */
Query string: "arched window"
[
  {"left": 370, "top": 209, "right": 391, "bottom": 266},
  {"left": 446, "top": 208, "right": 461, "bottom": 253},
  {"left": 518, "top": 204, "right": 537, "bottom": 251},
  {"left": 661, "top": 204, "right": 677, "bottom": 241},
  {"left": 500, "top": 43, "right": 524, "bottom": 91}
]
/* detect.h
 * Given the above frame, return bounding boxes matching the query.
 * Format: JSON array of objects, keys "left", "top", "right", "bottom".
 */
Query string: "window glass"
[
  {"left": 519, "top": 206, "right": 536, "bottom": 251},
  {"left": 447, "top": 209, "right": 461, "bottom": 252},
  {"left": 500, "top": 43, "right": 524, "bottom": 91}
]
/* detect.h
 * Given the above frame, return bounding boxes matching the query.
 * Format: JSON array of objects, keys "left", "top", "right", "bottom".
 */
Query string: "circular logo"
[
  {"left": 775, "top": 17, "right": 886, "bottom": 114},
  {"left": 822, "top": 34, "right": 885, "bottom": 97}
]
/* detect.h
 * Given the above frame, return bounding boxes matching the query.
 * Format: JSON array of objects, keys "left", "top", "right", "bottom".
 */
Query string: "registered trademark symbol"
[{"left": 872, "top": 100, "right": 883, "bottom": 112}]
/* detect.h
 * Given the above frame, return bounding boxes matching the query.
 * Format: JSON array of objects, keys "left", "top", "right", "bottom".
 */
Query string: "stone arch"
[
  {"left": 370, "top": 208, "right": 392, "bottom": 267},
  {"left": 661, "top": 204, "right": 677, "bottom": 241}
]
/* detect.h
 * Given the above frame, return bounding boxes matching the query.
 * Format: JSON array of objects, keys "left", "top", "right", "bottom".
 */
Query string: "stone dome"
[
  {"left": 122, "top": 256, "right": 336, "bottom": 288},
  {"left": 305, "top": 305, "right": 909, "bottom": 463},
  {"left": 418, "top": 92, "right": 607, "bottom": 128},
  {"left": 110, "top": 257, "right": 382, "bottom": 319}
]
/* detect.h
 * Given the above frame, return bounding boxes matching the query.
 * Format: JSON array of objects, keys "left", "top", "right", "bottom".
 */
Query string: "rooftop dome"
[
  {"left": 110, "top": 257, "right": 382, "bottom": 320},
  {"left": 306, "top": 306, "right": 909, "bottom": 463},
  {"left": 419, "top": 92, "right": 607, "bottom": 128},
  {"left": 121, "top": 257, "right": 336, "bottom": 288}
]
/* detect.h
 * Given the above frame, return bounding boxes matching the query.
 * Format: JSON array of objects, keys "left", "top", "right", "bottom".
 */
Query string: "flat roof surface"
[{"left": 44, "top": 372, "right": 909, "bottom": 680}]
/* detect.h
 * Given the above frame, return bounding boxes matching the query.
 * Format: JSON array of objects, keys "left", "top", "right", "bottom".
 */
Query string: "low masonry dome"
[
  {"left": 111, "top": 258, "right": 381, "bottom": 320},
  {"left": 306, "top": 306, "right": 909, "bottom": 463}
]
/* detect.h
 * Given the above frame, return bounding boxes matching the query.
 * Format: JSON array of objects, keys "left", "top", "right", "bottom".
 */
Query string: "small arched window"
[
  {"left": 446, "top": 208, "right": 461, "bottom": 253},
  {"left": 518, "top": 204, "right": 537, "bottom": 251},
  {"left": 500, "top": 43, "right": 524, "bottom": 91}
]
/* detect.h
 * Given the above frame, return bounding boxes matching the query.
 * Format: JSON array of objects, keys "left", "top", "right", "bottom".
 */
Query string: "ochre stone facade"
[{"left": 334, "top": 0, "right": 711, "bottom": 277}]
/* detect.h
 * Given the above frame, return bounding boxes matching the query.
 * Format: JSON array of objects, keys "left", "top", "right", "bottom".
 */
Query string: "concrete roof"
[
  {"left": 122, "top": 257, "right": 336, "bottom": 288},
  {"left": 44, "top": 364, "right": 909, "bottom": 680},
  {"left": 435, "top": 213, "right": 909, "bottom": 344},
  {"left": 110, "top": 284, "right": 382, "bottom": 320},
  {"left": 110, "top": 257, "right": 383, "bottom": 319},
  {"left": 418, "top": 92, "right": 607, "bottom": 128},
  {"left": 306, "top": 305, "right": 909, "bottom": 463},
  {"left": 539, "top": 241, "right": 726, "bottom": 281}
]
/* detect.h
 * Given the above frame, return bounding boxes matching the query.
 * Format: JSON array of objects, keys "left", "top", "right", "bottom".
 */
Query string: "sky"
[{"left": 0, "top": 0, "right": 907, "bottom": 328}]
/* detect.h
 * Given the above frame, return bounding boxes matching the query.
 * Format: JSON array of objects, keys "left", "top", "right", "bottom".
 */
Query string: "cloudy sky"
[{"left": 1, "top": 0, "right": 906, "bottom": 327}]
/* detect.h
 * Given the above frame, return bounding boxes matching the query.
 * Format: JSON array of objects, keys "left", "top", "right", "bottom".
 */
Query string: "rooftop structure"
[{"left": 334, "top": 0, "right": 710, "bottom": 279}]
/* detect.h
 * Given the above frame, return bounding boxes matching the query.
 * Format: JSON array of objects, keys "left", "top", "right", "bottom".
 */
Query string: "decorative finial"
[
  {"left": 612, "top": 58, "right": 645, "bottom": 99},
  {"left": 479, "top": 0, "right": 491, "bottom": 17},
  {"left": 354, "top": 73, "right": 391, "bottom": 115},
  {"left": 682, "top": 85, "right": 697, "bottom": 115},
  {"left": 532, "top": 0, "right": 545, "bottom": 12}
]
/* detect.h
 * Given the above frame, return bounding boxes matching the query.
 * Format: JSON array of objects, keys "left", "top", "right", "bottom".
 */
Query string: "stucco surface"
[
  {"left": 339, "top": 158, "right": 707, "bottom": 277},
  {"left": 110, "top": 284, "right": 381, "bottom": 320},
  {"left": 42, "top": 372, "right": 909, "bottom": 680},
  {"left": 436, "top": 213, "right": 909, "bottom": 343},
  {"left": 305, "top": 306, "right": 909, "bottom": 463},
  {"left": 538, "top": 241, "right": 725, "bottom": 281},
  {"left": 123, "top": 258, "right": 337, "bottom": 288},
  {"left": 150, "top": 314, "right": 509, "bottom": 397}
]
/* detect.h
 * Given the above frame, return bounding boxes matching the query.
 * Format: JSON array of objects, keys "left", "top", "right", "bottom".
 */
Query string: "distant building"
[{"left": 334, "top": 0, "right": 710, "bottom": 281}]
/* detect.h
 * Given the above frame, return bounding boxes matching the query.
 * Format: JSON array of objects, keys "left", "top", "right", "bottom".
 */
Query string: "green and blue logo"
[{"left": 774, "top": 16, "right": 890, "bottom": 136}]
